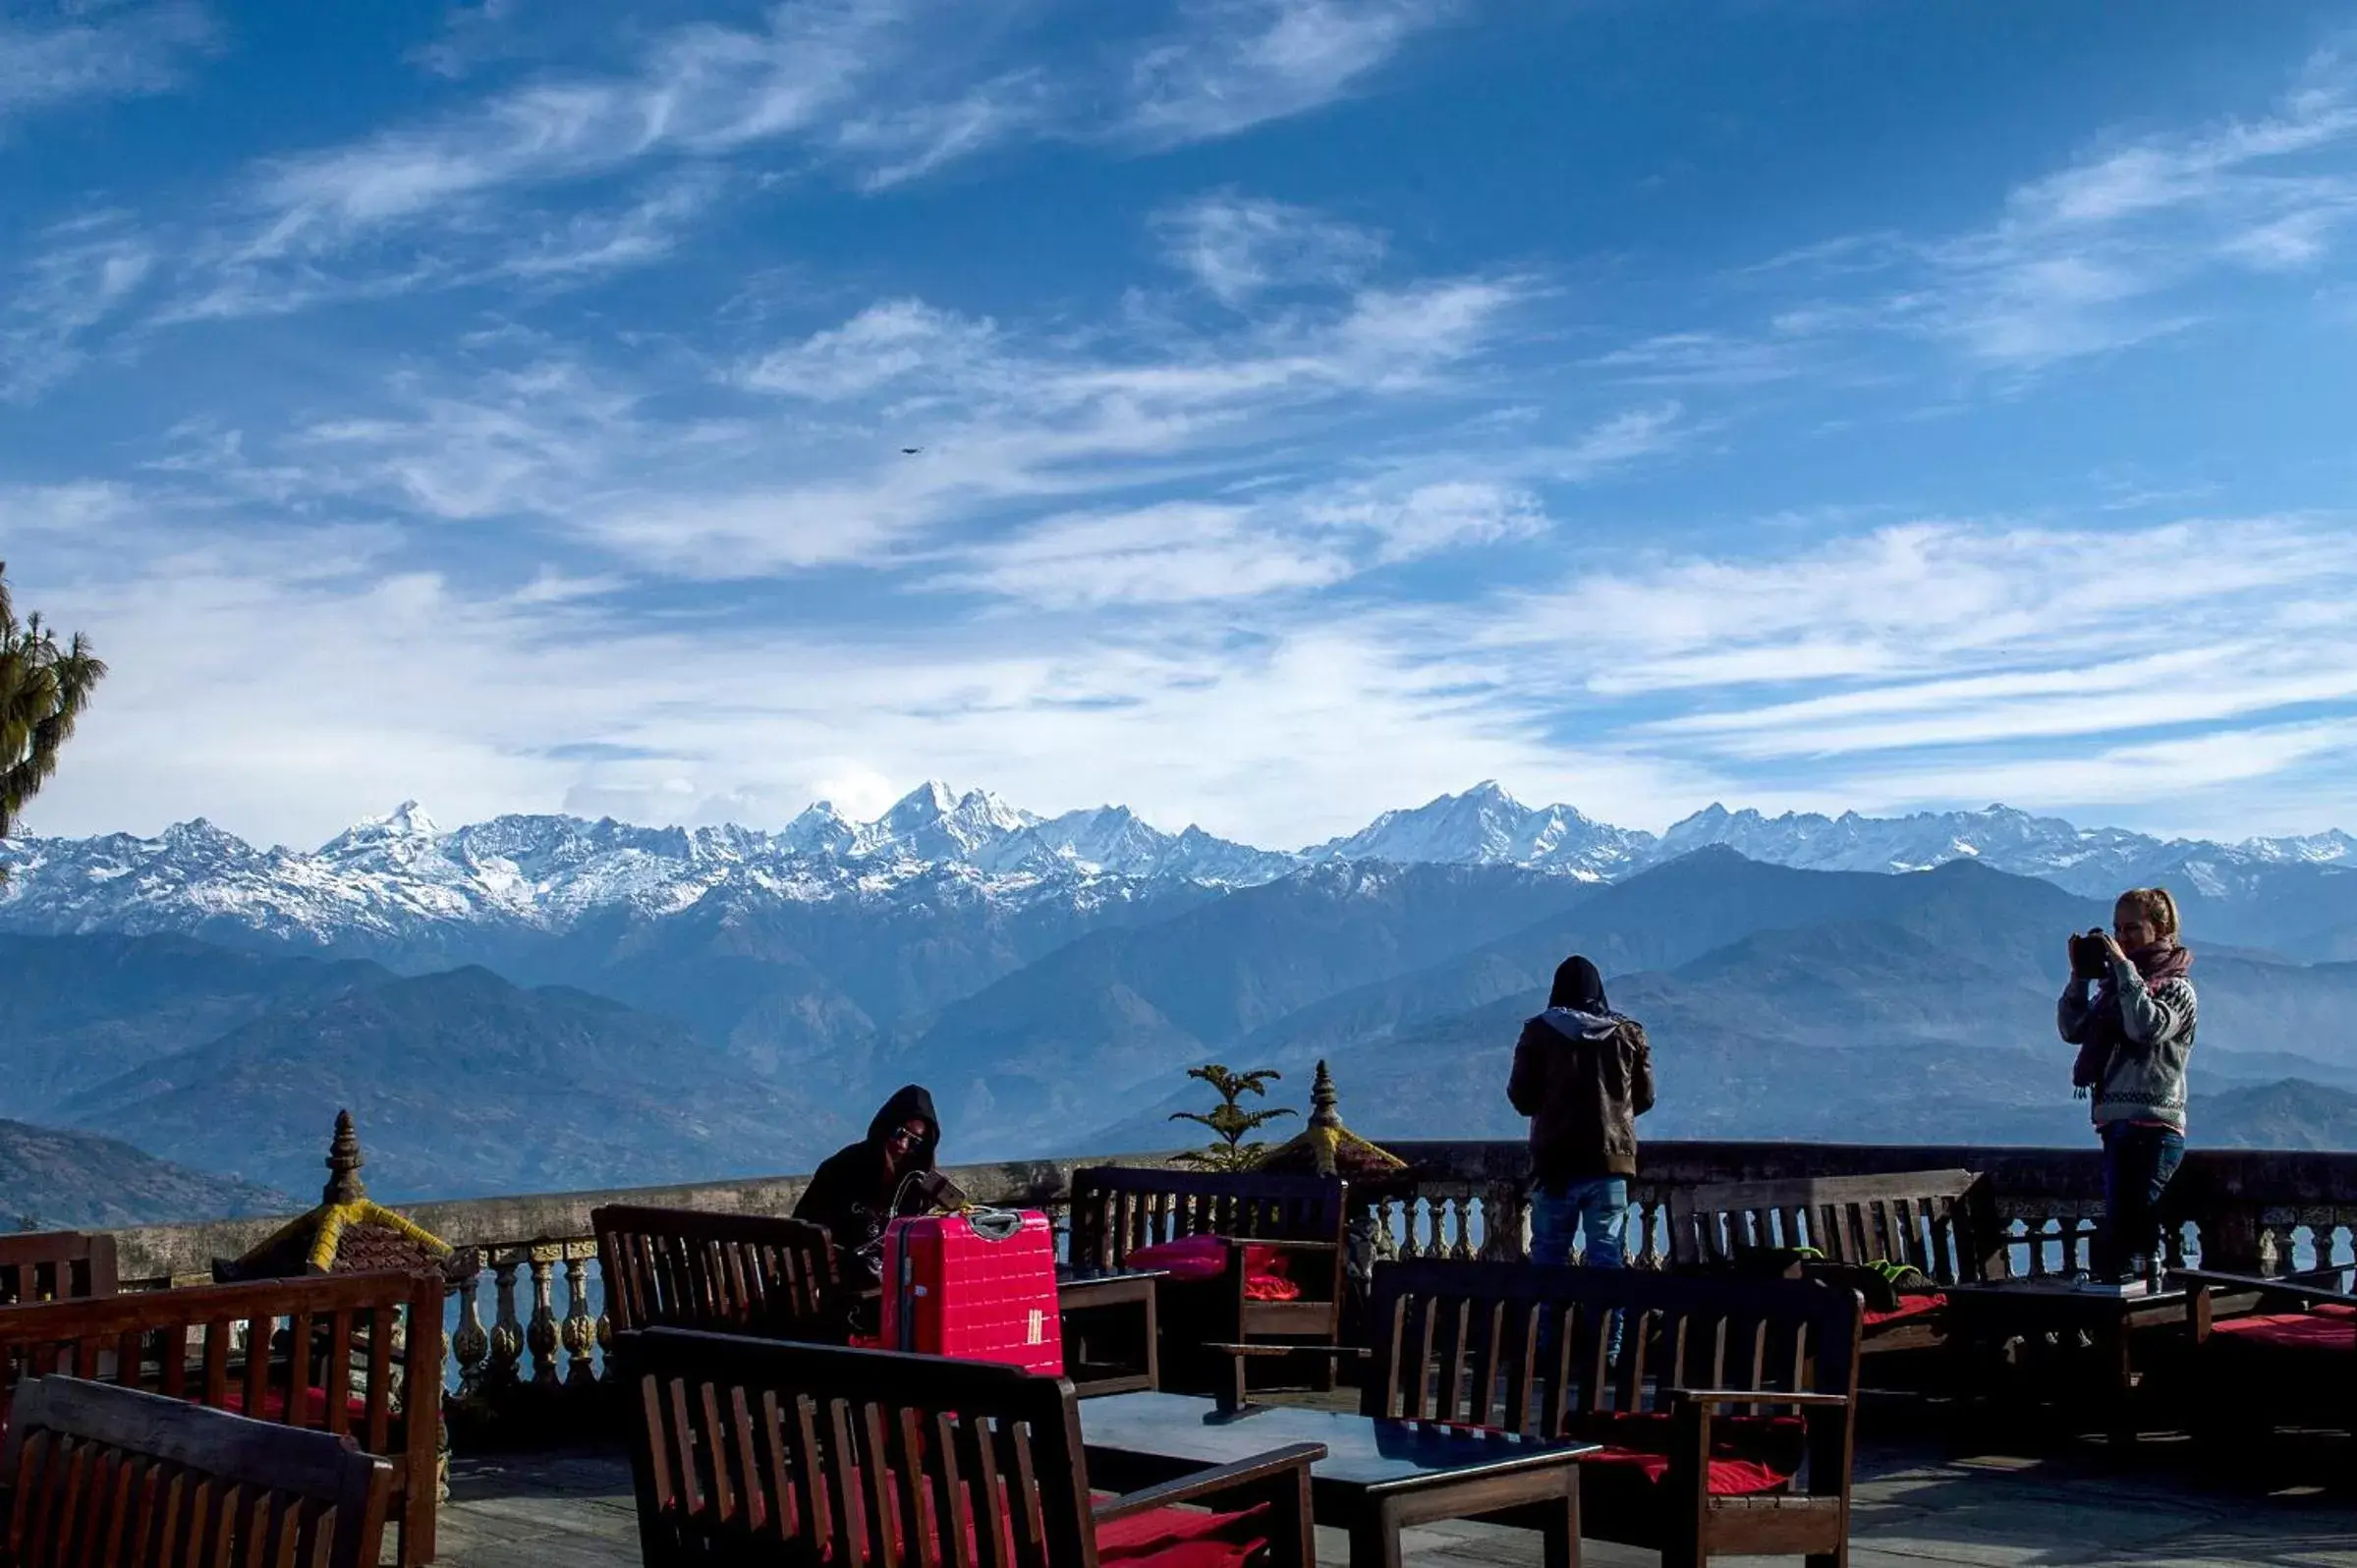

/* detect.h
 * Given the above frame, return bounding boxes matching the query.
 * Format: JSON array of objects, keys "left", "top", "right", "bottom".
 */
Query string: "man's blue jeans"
[
  {"left": 1530, "top": 1177, "right": 1630, "bottom": 1268},
  {"left": 1530, "top": 1178, "right": 1630, "bottom": 1364}
]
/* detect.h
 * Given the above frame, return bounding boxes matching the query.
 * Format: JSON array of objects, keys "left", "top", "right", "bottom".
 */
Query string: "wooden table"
[
  {"left": 1081, "top": 1391, "right": 1594, "bottom": 1568},
  {"left": 1942, "top": 1277, "right": 2254, "bottom": 1446},
  {"left": 1057, "top": 1267, "right": 1162, "bottom": 1397}
]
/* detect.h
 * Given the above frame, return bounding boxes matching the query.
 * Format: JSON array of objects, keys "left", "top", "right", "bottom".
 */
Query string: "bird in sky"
[{"left": 901, "top": 447, "right": 923, "bottom": 455}]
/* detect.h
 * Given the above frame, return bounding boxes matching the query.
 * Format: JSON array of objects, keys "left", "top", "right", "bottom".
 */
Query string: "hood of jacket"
[
  {"left": 866, "top": 1084, "right": 940, "bottom": 1167},
  {"left": 1535, "top": 1005, "right": 1631, "bottom": 1043}
]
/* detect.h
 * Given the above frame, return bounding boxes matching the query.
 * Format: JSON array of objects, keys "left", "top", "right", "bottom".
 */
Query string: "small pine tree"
[
  {"left": 0, "top": 561, "right": 106, "bottom": 878},
  {"left": 1169, "top": 1064, "right": 1295, "bottom": 1171}
]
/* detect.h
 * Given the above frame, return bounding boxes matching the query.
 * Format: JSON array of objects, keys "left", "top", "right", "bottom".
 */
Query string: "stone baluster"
[
  {"left": 1479, "top": 1186, "right": 1522, "bottom": 1262},
  {"left": 2019, "top": 1218, "right": 2051, "bottom": 1278},
  {"left": 562, "top": 1252, "right": 597, "bottom": 1390},
  {"left": 526, "top": 1248, "right": 562, "bottom": 1391},
  {"left": 450, "top": 1267, "right": 489, "bottom": 1397},
  {"left": 1372, "top": 1199, "right": 1405, "bottom": 1262},
  {"left": 486, "top": 1252, "right": 525, "bottom": 1391},
  {"left": 2262, "top": 1220, "right": 2297, "bottom": 1276},
  {"left": 1634, "top": 1197, "right": 1665, "bottom": 1269}
]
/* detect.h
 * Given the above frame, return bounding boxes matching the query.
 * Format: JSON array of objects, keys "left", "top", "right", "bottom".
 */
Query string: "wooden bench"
[
  {"left": 2180, "top": 1265, "right": 2355, "bottom": 1458},
  {"left": 1667, "top": 1170, "right": 2000, "bottom": 1353},
  {"left": 0, "top": 1270, "right": 443, "bottom": 1564},
  {"left": 614, "top": 1325, "right": 1324, "bottom": 1568},
  {"left": 0, "top": 1233, "right": 116, "bottom": 1308},
  {"left": 1365, "top": 1259, "right": 1862, "bottom": 1568},
  {"left": 1068, "top": 1168, "right": 1348, "bottom": 1393},
  {"left": 2, "top": 1374, "right": 392, "bottom": 1567},
  {"left": 593, "top": 1204, "right": 841, "bottom": 1342}
]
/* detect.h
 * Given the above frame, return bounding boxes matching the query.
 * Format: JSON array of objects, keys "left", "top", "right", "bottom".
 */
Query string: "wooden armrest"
[
  {"left": 2177, "top": 1269, "right": 2357, "bottom": 1310},
  {"left": 1223, "top": 1239, "right": 1340, "bottom": 1256},
  {"left": 1093, "top": 1444, "right": 1327, "bottom": 1524},
  {"left": 1669, "top": 1389, "right": 1851, "bottom": 1409},
  {"left": 1205, "top": 1342, "right": 1370, "bottom": 1360}
]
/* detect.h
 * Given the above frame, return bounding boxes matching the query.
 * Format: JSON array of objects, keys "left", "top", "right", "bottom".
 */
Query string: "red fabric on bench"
[
  {"left": 1864, "top": 1292, "right": 1947, "bottom": 1328},
  {"left": 1567, "top": 1409, "right": 1804, "bottom": 1496},
  {"left": 1580, "top": 1447, "right": 1793, "bottom": 1497},
  {"left": 1122, "top": 1237, "right": 1303, "bottom": 1302},
  {"left": 2214, "top": 1311, "right": 2357, "bottom": 1354},
  {"left": 842, "top": 1469, "right": 1273, "bottom": 1568},
  {"left": 218, "top": 1382, "right": 377, "bottom": 1428}
]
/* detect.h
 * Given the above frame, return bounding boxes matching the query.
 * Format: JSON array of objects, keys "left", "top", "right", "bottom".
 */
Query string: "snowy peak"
[
  {"left": 1652, "top": 802, "right": 2249, "bottom": 895},
  {"left": 1309, "top": 782, "right": 1652, "bottom": 878},
  {"left": 5, "top": 783, "right": 2351, "bottom": 955},
  {"left": 864, "top": 782, "right": 1037, "bottom": 864},
  {"left": 781, "top": 803, "right": 856, "bottom": 858}
]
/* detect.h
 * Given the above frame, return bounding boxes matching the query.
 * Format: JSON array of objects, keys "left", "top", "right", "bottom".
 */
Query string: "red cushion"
[
  {"left": 1580, "top": 1445, "right": 1793, "bottom": 1497},
  {"left": 1125, "top": 1236, "right": 1231, "bottom": 1281},
  {"left": 1864, "top": 1292, "right": 1947, "bottom": 1328},
  {"left": 217, "top": 1383, "right": 374, "bottom": 1427},
  {"left": 2214, "top": 1311, "right": 2357, "bottom": 1353},
  {"left": 1124, "top": 1239, "right": 1303, "bottom": 1302},
  {"left": 1097, "top": 1503, "right": 1271, "bottom": 1568},
  {"left": 1568, "top": 1410, "right": 1807, "bottom": 1475},
  {"left": 840, "top": 1472, "right": 1271, "bottom": 1568}
]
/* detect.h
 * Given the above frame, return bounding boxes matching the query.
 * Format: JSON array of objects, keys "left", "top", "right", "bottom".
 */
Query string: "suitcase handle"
[{"left": 965, "top": 1206, "right": 1025, "bottom": 1241}]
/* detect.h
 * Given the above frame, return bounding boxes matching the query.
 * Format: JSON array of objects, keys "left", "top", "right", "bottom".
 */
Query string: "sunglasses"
[{"left": 886, "top": 1127, "right": 924, "bottom": 1148}]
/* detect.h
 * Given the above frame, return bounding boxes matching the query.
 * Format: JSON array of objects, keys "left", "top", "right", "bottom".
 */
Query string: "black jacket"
[
  {"left": 794, "top": 1085, "right": 941, "bottom": 1281},
  {"left": 1507, "top": 1008, "right": 1655, "bottom": 1185}
]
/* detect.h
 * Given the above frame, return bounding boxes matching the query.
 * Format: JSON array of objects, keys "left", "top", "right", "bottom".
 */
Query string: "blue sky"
[{"left": 7, "top": 0, "right": 2357, "bottom": 850}]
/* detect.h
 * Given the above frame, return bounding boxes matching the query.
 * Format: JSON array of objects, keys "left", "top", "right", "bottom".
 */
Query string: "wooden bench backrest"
[
  {"left": 1363, "top": 1258, "right": 1863, "bottom": 1434},
  {"left": 1068, "top": 1167, "right": 1348, "bottom": 1271},
  {"left": 617, "top": 1326, "right": 1095, "bottom": 1568},
  {"left": 593, "top": 1204, "right": 839, "bottom": 1338},
  {"left": 1, "top": 1374, "right": 391, "bottom": 1568},
  {"left": 1666, "top": 1168, "right": 2002, "bottom": 1285},
  {"left": 0, "top": 1270, "right": 442, "bottom": 1473},
  {"left": 0, "top": 1232, "right": 117, "bottom": 1307}
]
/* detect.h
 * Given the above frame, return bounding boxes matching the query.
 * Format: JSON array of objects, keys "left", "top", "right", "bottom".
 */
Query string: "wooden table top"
[{"left": 1081, "top": 1392, "right": 1596, "bottom": 1495}]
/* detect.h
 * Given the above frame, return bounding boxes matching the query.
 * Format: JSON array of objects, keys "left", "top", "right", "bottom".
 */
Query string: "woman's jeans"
[
  {"left": 2099, "top": 1123, "right": 2185, "bottom": 1280},
  {"left": 1530, "top": 1178, "right": 1630, "bottom": 1362}
]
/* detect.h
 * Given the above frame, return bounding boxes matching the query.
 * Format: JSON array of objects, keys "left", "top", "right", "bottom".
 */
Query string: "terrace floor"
[{"left": 437, "top": 1404, "right": 2357, "bottom": 1568}]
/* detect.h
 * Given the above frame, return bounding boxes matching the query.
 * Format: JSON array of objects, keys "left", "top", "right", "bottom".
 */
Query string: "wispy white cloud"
[
  {"left": 836, "top": 70, "right": 1051, "bottom": 191},
  {"left": 0, "top": 1, "right": 211, "bottom": 128},
  {"left": 1155, "top": 193, "right": 1385, "bottom": 305},
  {"left": 0, "top": 213, "right": 156, "bottom": 400},
  {"left": 1122, "top": 0, "right": 1451, "bottom": 147},
  {"left": 1652, "top": 51, "right": 2357, "bottom": 378},
  {"left": 739, "top": 298, "right": 1000, "bottom": 402},
  {"left": 1442, "top": 513, "right": 2357, "bottom": 825},
  {"left": 938, "top": 501, "right": 1355, "bottom": 607},
  {"left": 3, "top": 524, "right": 1699, "bottom": 849}
]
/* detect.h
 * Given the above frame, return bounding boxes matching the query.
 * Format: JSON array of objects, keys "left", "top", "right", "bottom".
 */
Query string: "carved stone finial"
[
  {"left": 1309, "top": 1060, "right": 1341, "bottom": 1130},
  {"left": 323, "top": 1109, "right": 367, "bottom": 1204}
]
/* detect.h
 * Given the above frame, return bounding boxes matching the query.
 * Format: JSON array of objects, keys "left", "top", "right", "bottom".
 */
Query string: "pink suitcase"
[{"left": 879, "top": 1208, "right": 1064, "bottom": 1375}]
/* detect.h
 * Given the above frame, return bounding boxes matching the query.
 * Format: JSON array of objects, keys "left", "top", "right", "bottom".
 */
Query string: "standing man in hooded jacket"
[
  {"left": 1508, "top": 955, "right": 1655, "bottom": 1270},
  {"left": 795, "top": 1084, "right": 943, "bottom": 1296}
]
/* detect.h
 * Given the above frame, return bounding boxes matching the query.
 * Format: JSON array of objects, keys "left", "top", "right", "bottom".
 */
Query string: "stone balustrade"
[{"left": 97, "top": 1140, "right": 2357, "bottom": 1401}]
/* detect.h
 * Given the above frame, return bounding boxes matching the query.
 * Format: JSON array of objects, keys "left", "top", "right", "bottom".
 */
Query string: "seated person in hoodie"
[
  {"left": 1507, "top": 955, "right": 1655, "bottom": 1271},
  {"left": 794, "top": 1085, "right": 944, "bottom": 1302}
]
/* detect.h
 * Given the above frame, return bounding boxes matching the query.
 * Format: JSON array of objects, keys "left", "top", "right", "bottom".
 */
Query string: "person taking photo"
[{"left": 2058, "top": 887, "right": 2197, "bottom": 1289}]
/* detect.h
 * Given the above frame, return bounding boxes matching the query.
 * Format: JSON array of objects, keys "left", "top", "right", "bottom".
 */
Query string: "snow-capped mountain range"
[{"left": 1, "top": 779, "right": 2349, "bottom": 949}]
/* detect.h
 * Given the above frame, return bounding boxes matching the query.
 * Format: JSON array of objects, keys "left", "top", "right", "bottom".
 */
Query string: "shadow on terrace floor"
[{"left": 438, "top": 1413, "right": 2357, "bottom": 1568}]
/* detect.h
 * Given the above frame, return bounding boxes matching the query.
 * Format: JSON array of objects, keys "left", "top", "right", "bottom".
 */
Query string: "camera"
[{"left": 2068, "top": 928, "right": 2111, "bottom": 980}]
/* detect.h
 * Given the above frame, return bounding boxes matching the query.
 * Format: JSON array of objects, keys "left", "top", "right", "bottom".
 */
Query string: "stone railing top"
[
  {"left": 101, "top": 1138, "right": 2357, "bottom": 1283},
  {"left": 107, "top": 1151, "right": 1189, "bottom": 1284}
]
